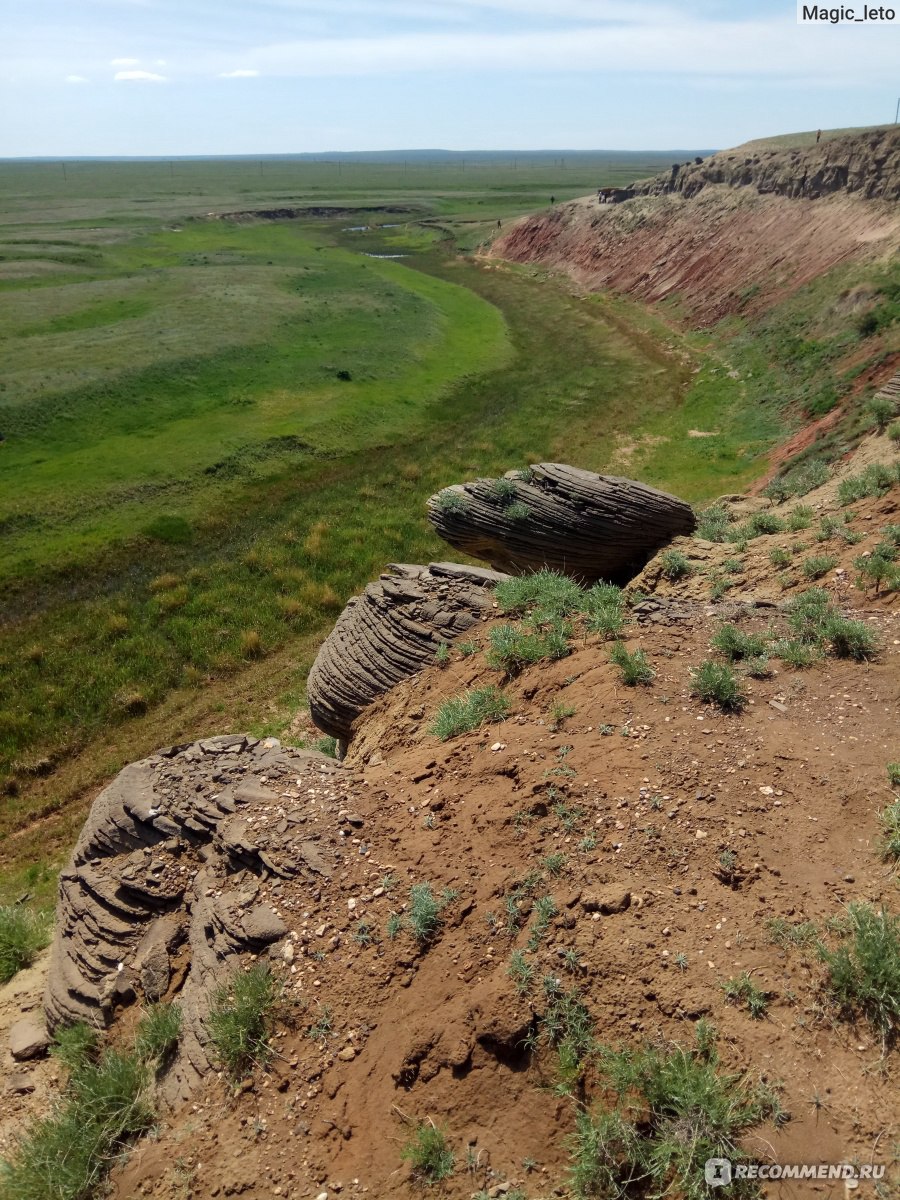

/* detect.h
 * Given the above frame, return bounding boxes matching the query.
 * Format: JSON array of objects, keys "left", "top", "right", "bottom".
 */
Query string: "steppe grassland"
[{"left": 0, "top": 152, "right": 729, "bottom": 874}]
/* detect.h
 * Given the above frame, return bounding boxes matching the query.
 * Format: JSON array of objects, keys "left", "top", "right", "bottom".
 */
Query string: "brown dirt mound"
[{"left": 94, "top": 491, "right": 900, "bottom": 1200}]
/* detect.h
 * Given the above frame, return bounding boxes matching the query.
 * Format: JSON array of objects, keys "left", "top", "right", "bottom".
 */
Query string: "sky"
[{"left": 0, "top": 0, "right": 897, "bottom": 156}]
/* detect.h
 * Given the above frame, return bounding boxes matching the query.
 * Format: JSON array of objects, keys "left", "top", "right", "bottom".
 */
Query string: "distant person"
[
  {"left": 497, "top": 219, "right": 501, "bottom": 227},
  {"left": 816, "top": 128, "right": 822, "bottom": 143},
  {"left": 550, "top": 195, "right": 555, "bottom": 204}
]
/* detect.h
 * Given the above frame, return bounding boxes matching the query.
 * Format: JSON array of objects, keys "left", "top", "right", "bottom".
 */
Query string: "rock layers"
[
  {"left": 306, "top": 562, "right": 506, "bottom": 744},
  {"left": 44, "top": 735, "right": 362, "bottom": 1101},
  {"left": 426, "top": 464, "right": 696, "bottom": 584}
]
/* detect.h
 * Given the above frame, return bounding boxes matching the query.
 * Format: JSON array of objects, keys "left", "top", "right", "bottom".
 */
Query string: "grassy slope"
[{"left": 2, "top": 147, "right": 864, "bottom": 884}]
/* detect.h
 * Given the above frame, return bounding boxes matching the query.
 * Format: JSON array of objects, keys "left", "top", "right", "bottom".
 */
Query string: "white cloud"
[
  {"left": 111, "top": 57, "right": 140, "bottom": 66},
  {"left": 65, "top": 74, "right": 89, "bottom": 83},
  {"left": 218, "top": 68, "right": 260, "bottom": 76},
  {"left": 114, "top": 69, "right": 167, "bottom": 81}
]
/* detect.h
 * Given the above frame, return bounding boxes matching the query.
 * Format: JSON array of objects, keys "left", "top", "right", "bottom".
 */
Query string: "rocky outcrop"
[
  {"left": 635, "top": 126, "right": 900, "bottom": 203},
  {"left": 45, "top": 735, "right": 362, "bottom": 1101},
  {"left": 426, "top": 465, "right": 695, "bottom": 584},
  {"left": 306, "top": 562, "right": 505, "bottom": 744}
]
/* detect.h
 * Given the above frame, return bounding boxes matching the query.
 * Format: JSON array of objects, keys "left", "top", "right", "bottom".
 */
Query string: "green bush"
[
  {"left": 694, "top": 503, "right": 730, "bottom": 542},
  {"left": 819, "top": 904, "right": 900, "bottom": 1047},
  {"left": 486, "top": 618, "right": 571, "bottom": 675},
  {"left": 788, "top": 503, "right": 815, "bottom": 530},
  {"left": 609, "top": 642, "right": 654, "bottom": 686},
  {"left": 868, "top": 396, "right": 897, "bottom": 431},
  {"left": 134, "top": 1003, "right": 182, "bottom": 1066},
  {"left": 824, "top": 616, "right": 878, "bottom": 660},
  {"left": 768, "top": 546, "right": 791, "bottom": 568},
  {"left": 786, "top": 588, "right": 833, "bottom": 643},
  {"left": 400, "top": 1122, "right": 455, "bottom": 1184},
  {"left": 838, "top": 461, "right": 900, "bottom": 505},
  {"left": 0, "top": 905, "right": 51, "bottom": 984},
  {"left": 689, "top": 661, "right": 746, "bottom": 711},
  {"left": 434, "top": 488, "right": 469, "bottom": 515},
  {"left": 888, "top": 763, "right": 900, "bottom": 788},
  {"left": 774, "top": 639, "right": 820, "bottom": 669},
  {"left": 430, "top": 686, "right": 510, "bottom": 740},
  {"left": 568, "top": 1030, "right": 780, "bottom": 1200},
  {"left": 207, "top": 965, "right": 281, "bottom": 1079},
  {"left": 801, "top": 554, "right": 838, "bottom": 580},
  {"left": 746, "top": 512, "right": 784, "bottom": 536},
  {"left": 405, "top": 883, "right": 455, "bottom": 945},
  {"left": 710, "top": 624, "right": 767, "bottom": 661},
  {"left": 489, "top": 477, "right": 518, "bottom": 504},
  {"left": 494, "top": 569, "right": 584, "bottom": 620},
  {"left": 658, "top": 549, "right": 693, "bottom": 581}
]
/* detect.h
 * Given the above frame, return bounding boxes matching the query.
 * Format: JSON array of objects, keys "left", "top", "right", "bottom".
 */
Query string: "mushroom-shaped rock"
[
  {"left": 427, "top": 464, "right": 695, "bottom": 583},
  {"left": 44, "top": 736, "right": 363, "bottom": 1103},
  {"left": 306, "top": 562, "right": 506, "bottom": 744}
]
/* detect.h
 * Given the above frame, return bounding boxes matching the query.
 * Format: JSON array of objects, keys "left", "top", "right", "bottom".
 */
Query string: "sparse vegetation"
[
  {"left": 723, "top": 972, "right": 770, "bottom": 1018},
  {"left": 430, "top": 686, "right": 510, "bottom": 740},
  {"left": 548, "top": 699, "right": 576, "bottom": 730},
  {"left": 207, "top": 965, "right": 281, "bottom": 1080},
  {"left": 879, "top": 800, "right": 900, "bottom": 861},
  {"left": 400, "top": 1121, "right": 455, "bottom": 1184},
  {"left": 0, "top": 1006, "right": 182, "bottom": 1200},
  {"left": 568, "top": 1029, "right": 780, "bottom": 1200},
  {"left": 609, "top": 641, "right": 654, "bottom": 686},
  {"left": 819, "top": 904, "right": 900, "bottom": 1048}
]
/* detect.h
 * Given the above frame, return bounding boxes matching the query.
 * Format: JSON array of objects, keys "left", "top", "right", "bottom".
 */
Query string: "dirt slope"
[
  {"left": 492, "top": 129, "right": 900, "bottom": 327},
  {"left": 91, "top": 467, "right": 900, "bottom": 1200}
]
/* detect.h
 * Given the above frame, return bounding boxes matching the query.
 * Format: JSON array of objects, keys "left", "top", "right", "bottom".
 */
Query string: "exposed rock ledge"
[
  {"left": 45, "top": 736, "right": 361, "bottom": 1103},
  {"left": 427, "top": 464, "right": 696, "bottom": 584},
  {"left": 306, "top": 562, "right": 506, "bottom": 745}
]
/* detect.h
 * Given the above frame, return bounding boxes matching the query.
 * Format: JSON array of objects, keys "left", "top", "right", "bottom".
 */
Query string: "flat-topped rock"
[
  {"left": 306, "top": 562, "right": 506, "bottom": 744},
  {"left": 427, "top": 464, "right": 696, "bottom": 584}
]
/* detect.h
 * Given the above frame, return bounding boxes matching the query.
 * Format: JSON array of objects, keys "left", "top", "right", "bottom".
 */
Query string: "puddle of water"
[
  {"left": 342, "top": 225, "right": 370, "bottom": 232},
  {"left": 364, "top": 253, "right": 409, "bottom": 259}
]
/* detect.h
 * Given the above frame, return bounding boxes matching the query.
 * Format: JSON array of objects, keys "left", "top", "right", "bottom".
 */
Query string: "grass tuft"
[
  {"left": 689, "top": 660, "right": 746, "bottom": 711},
  {"left": 819, "top": 904, "right": 900, "bottom": 1047},
  {"left": 430, "top": 686, "right": 510, "bottom": 740},
  {"left": 609, "top": 642, "right": 654, "bottom": 686},
  {"left": 207, "top": 964, "right": 281, "bottom": 1079},
  {"left": 569, "top": 1029, "right": 780, "bottom": 1200},
  {"left": 0, "top": 905, "right": 51, "bottom": 984},
  {"left": 400, "top": 1121, "right": 455, "bottom": 1184}
]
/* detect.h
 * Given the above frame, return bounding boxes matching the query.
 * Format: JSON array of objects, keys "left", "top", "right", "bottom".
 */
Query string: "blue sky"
[{"left": 1, "top": 0, "right": 897, "bottom": 156}]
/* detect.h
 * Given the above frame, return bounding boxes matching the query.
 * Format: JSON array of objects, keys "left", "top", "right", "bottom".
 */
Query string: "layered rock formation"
[
  {"left": 45, "top": 735, "right": 361, "bottom": 1101},
  {"left": 635, "top": 126, "right": 900, "bottom": 203},
  {"left": 426, "top": 464, "right": 695, "bottom": 584},
  {"left": 306, "top": 562, "right": 505, "bottom": 745}
]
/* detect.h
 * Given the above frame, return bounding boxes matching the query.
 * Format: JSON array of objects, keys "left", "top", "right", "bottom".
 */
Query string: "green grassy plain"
[{"left": 0, "top": 147, "right": 870, "bottom": 882}]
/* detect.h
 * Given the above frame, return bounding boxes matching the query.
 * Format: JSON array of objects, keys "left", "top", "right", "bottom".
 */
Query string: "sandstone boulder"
[
  {"left": 306, "top": 562, "right": 506, "bottom": 744},
  {"left": 427, "top": 464, "right": 695, "bottom": 584}
]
